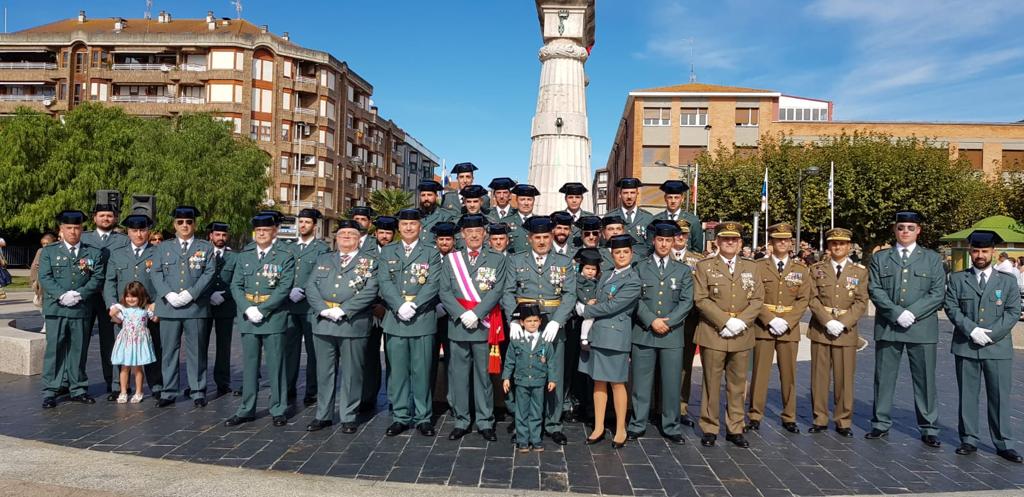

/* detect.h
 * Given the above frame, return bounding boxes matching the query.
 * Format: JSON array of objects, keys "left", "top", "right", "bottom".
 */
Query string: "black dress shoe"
[
  {"left": 782, "top": 422, "right": 800, "bottom": 434},
  {"left": 700, "top": 434, "right": 716, "bottom": 447},
  {"left": 386, "top": 422, "right": 409, "bottom": 437},
  {"left": 232, "top": 390, "right": 242, "bottom": 397},
  {"left": 448, "top": 428, "right": 468, "bottom": 440},
  {"left": 417, "top": 423, "right": 436, "bottom": 437},
  {"left": 224, "top": 415, "right": 254, "bottom": 427},
  {"left": 506, "top": 422, "right": 516, "bottom": 434},
  {"left": 55, "top": 387, "right": 70, "bottom": 397},
  {"left": 194, "top": 398, "right": 207, "bottom": 407},
  {"left": 626, "top": 430, "right": 645, "bottom": 441},
  {"left": 955, "top": 443, "right": 977, "bottom": 455},
  {"left": 921, "top": 435, "right": 941, "bottom": 448},
  {"left": 680, "top": 414, "right": 695, "bottom": 427},
  {"left": 549, "top": 431, "right": 568, "bottom": 445},
  {"left": 303, "top": 396, "right": 317, "bottom": 407},
  {"left": 41, "top": 397, "right": 56, "bottom": 409},
  {"left": 479, "top": 429, "right": 497, "bottom": 442},
  {"left": 864, "top": 429, "right": 889, "bottom": 439},
  {"left": 726, "top": 433, "right": 750, "bottom": 448},
  {"left": 585, "top": 432, "right": 606, "bottom": 445},
  {"left": 272, "top": 416, "right": 288, "bottom": 427},
  {"left": 69, "top": 394, "right": 95, "bottom": 404},
  {"left": 744, "top": 420, "right": 760, "bottom": 432},
  {"left": 612, "top": 438, "right": 627, "bottom": 449},
  {"left": 183, "top": 388, "right": 192, "bottom": 398},
  {"left": 835, "top": 427, "right": 854, "bottom": 438},
  {"left": 306, "top": 419, "right": 333, "bottom": 432},
  {"left": 997, "top": 449, "right": 1023, "bottom": 463},
  {"left": 287, "top": 391, "right": 297, "bottom": 401},
  {"left": 808, "top": 424, "right": 828, "bottom": 433},
  {"left": 341, "top": 423, "right": 358, "bottom": 434},
  {"left": 217, "top": 386, "right": 232, "bottom": 395},
  {"left": 664, "top": 433, "right": 685, "bottom": 445},
  {"left": 106, "top": 391, "right": 120, "bottom": 402},
  {"left": 156, "top": 398, "right": 175, "bottom": 408}
]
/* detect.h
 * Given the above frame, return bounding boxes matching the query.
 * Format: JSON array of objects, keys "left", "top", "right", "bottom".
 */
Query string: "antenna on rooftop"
[
  {"left": 230, "top": 0, "right": 242, "bottom": 19},
  {"left": 687, "top": 37, "right": 697, "bottom": 83},
  {"left": 144, "top": 0, "right": 152, "bottom": 19}
]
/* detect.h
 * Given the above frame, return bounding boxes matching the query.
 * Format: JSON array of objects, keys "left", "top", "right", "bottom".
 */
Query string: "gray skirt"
[{"left": 578, "top": 345, "right": 629, "bottom": 383}]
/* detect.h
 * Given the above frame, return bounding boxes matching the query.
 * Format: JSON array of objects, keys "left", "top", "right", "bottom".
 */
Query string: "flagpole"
[
  {"left": 692, "top": 163, "right": 699, "bottom": 216},
  {"left": 829, "top": 161, "right": 835, "bottom": 229},
  {"left": 763, "top": 167, "right": 769, "bottom": 251}
]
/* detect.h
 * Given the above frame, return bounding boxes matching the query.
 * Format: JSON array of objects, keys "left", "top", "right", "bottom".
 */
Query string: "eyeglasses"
[
  {"left": 583, "top": 231, "right": 599, "bottom": 237},
  {"left": 175, "top": 219, "right": 194, "bottom": 226},
  {"left": 895, "top": 224, "right": 917, "bottom": 232}
]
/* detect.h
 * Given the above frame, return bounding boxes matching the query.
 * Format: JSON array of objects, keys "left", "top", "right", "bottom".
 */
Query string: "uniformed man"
[
  {"left": 572, "top": 216, "right": 603, "bottom": 252},
  {"left": 944, "top": 230, "right": 1022, "bottom": 463},
  {"left": 560, "top": 182, "right": 593, "bottom": 239},
  {"left": 504, "top": 184, "right": 541, "bottom": 254},
  {"left": 549, "top": 211, "right": 575, "bottom": 258},
  {"left": 746, "top": 222, "right": 810, "bottom": 433},
  {"left": 807, "top": 227, "right": 868, "bottom": 437},
  {"left": 459, "top": 185, "right": 489, "bottom": 216},
  {"left": 668, "top": 218, "right": 701, "bottom": 427},
  {"left": 487, "top": 223, "right": 511, "bottom": 255},
  {"left": 305, "top": 220, "right": 380, "bottom": 433},
  {"left": 439, "top": 213, "right": 506, "bottom": 442},
  {"left": 654, "top": 180, "right": 703, "bottom": 254},
  {"left": 360, "top": 215, "right": 396, "bottom": 410},
  {"left": 224, "top": 214, "right": 296, "bottom": 427},
  {"left": 693, "top": 221, "right": 764, "bottom": 448},
  {"left": 285, "top": 208, "right": 331, "bottom": 406},
  {"left": 866, "top": 210, "right": 946, "bottom": 446},
  {"left": 431, "top": 221, "right": 458, "bottom": 411},
  {"left": 442, "top": 162, "right": 491, "bottom": 212},
  {"left": 628, "top": 222, "right": 694, "bottom": 444},
  {"left": 82, "top": 202, "right": 129, "bottom": 400},
  {"left": 350, "top": 206, "right": 377, "bottom": 254},
  {"left": 605, "top": 177, "right": 654, "bottom": 258},
  {"left": 152, "top": 206, "right": 216, "bottom": 408},
  {"left": 487, "top": 177, "right": 517, "bottom": 223},
  {"left": 671, "top": 219, "right": 703, "bottom": 266},
  {"left": 102, "top": 214, "right": 163, "bottom": 398},
  {"left": 501, "top": 217, "right": 577, "bottom": 445},
  {"left": 598, "top": 215, "right": 627, "bottom": 271},
  {"left": 379, "top": 208, "right": 442, "bottom": 437},
  {"left": 372, "top": 216, "right": 397, "bottom": 252},
  {"left": 418, "top": 180, "right": 454, "bottom": 245},
  {"left": 39, "top": 210, "right": 105, "bottom": 408},
  {"left": 204, "top": 222, "right": 236, "bottom": 395},
  {"left": 550, "top": 210, "right": 580, "bottom": 418}
]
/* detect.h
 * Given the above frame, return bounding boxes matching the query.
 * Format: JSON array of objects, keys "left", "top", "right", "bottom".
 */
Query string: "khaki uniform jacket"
[
  {"left": 807, "top": 260, "right": 869, "bottom": 346},
  {"left": 754, "top": 258, "right": 811, "bottom": 342},
  {"left": 693, "top": 257, "right": 764, "bottom": 352}
]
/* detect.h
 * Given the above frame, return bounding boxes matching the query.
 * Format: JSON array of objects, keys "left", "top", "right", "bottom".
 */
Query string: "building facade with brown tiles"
[
  {"left": 0, "top": 10, "right": 429, "bottom": 232},
  {"left": 604, "top": 82, "right": 1024, "bottom": 213}
]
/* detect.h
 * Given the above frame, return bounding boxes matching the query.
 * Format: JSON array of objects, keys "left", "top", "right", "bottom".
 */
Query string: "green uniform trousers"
[
  {"left": 515, "top": 384, "right": 545, "bottom": 447},
  {"left": 871, "top": 340, "right": 938, "bottom": 435},
  {"left": 564, "top": 316, "right": 591, "bottom": 416},
  {"left": 360, "top": 324, "right": 383, "bottom": 410},
  {"left": 159, "top": 318, "right": 210, "bottom": 400},
  {"left": 629, "top": 344, "right": 684, "bottom": 436},
  {"left": 385, "top": 334, "right": 434, "bottom": 426},
  {"left": 447, "top": 340, "right": 494, "bottom": 430},
  {"left": 543, "top": 339, "right": 566, "bottom": 433},
  {"left": 89, "top": 300, "right": 118, "bottom": 391},
  {"left": 203, "top": 317, "right": 234, "bottom": 392},
  {"left": 236, "top": 333, "right": 287, "bottom": 418},
  {"left": 41, "top": 317, "right": 90, "bottom": 397},
  {"left": 313, "top": 334, "right": 367, "bottom": 423},
  {"left": 955, "top": 356, "right": 1013, "bottom": 451},
  {"left": 285, "top": 314, "right": 317, "bottom": 398}
]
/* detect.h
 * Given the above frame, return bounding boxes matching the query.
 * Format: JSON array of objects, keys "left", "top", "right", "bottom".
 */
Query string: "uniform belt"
[
  {"left": 403, "top": 295, "right": 416, "bottom": 303},
  {"left": 516, "top": 297, "right": 562, "bottom": 307},
  {"left": 245, "top": 293, "right": 269, "bottom": 303},
  {"left": 728, "top": 312, "right": 737, "bottom": 317},
  {"left": 824, "top": 306, "right": 848, "bottom": 317},
  {"left": 325, "top": 301, "right": 341, "bottom": 309},
  {"left": 765, "top": 304, "right": 793, "bottom": 313}
]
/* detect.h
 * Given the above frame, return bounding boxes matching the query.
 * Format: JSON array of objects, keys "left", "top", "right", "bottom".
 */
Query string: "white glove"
[
  {"left": 460, "top": 311, "right": 479, "bottom": 329},
  {"left": 719, "top": 327, "right": 736, "bottom": 338},
  {"left": 509, "top": 321, "right": 524, "bottom": 340},
  {"left": 288, "top": 287, "right": 305, "bottom": 303},
  {"left": 896, "top": 310, "right": 916, "bottom": 328},
  {"left": 575, "top": 301, "right": 586, "bottom": 315},
  {"left": 244, "top": 306, "right": 264, "bottom": 323},
  {"left": 436, "top": 303, "right": 447, "bottom": 317},
  {"left": 725, "top": 317, "right": 747, "bottom": 334},
  {"left": 768, "top": 317, "right": 789, "bottom": 336},
  {"left": 59, "top": 291, "right": 78, "bottom": 306},
  {"left": 397, "top": 302, "right": 417, "bottom": 321},
  {"left": 542, "top": 321, "right": 560, "bottom": 342},
  {"left": 164, "top": 291, "right": 180, "bottom": 306},
  {"left": 969, "top": 327, "right": 993, "bottom": 346},
  {"left": 177, "top": 290, "right": 193, "bottom": 306},
  {"left": 210, "top": 291, "right": 225, "bottom": 306},
  {"left": 68, "top": 290, "right": 81, "bottom": 301},
  {"left": 825, "top": 320, "right": 845, "bottom": 337},
  {"left": 580, "top": 318, "right": 594, "bottom": 341},
  {"left": 319, "top": 307, "right": 345, "bottom": 321}
]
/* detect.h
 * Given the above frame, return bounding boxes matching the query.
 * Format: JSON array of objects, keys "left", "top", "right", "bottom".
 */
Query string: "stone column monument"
[{"left": 527, "top": 1, "right": 596, "bottom": 214}]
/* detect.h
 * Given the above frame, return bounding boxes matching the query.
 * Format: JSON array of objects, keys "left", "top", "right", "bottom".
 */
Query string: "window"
[
  {"left": 214, "top": 116, "right": 241, "bottom": 133},
  {"left": 281, "top": 122, "right": 291, "bottom": 141},
  {"left": 250, "top": 119, "right": 272, "bottom": 142},
  {"left": 347, "top": 112, "right": 354, "bottom": 129},
  {"left": 282, "top": 92, "right": 291, "bottom": 110},
  {"left": 681, "top": 108, "right": 708, "bottom": 126},
  {"left": 643, "top": 107, "right": 670, "bottom": 126},
  {"left": 252, "top": 58, "right": 273, "bottom": 82},
  {"left": 279, "top": 187, "right": 289, "bottom": 202},
  {"left": 735, "top": 108, "right": 759, "bottom": 127},
  {"left": 346, "top": 85, "right": 354, "bottom": 102},
  {"left": 209, "top": 50, "right": 237, "bottom": 70},
  {"left": 280, "top": 154, "right": 290, "bottom": 173},
  {"left": 74, "top": 51, "right": 86, "bottom": 73},
  {"left": 251, "top": 87, "right": 273, "bottom": 112},
  {"left": 642, "top": 146, "right": 670, "bottom": 165},
  {"left": 283, "top": 60, "right": 292, "bottom": 78},
  {"left": 779, "top": 107, "right": 827, "bottom": 122},
  {"left": 208, "top": 83, "right": 239, "bottom": 103}
]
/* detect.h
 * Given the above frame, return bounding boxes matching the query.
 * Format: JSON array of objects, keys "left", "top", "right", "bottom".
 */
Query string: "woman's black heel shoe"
[{"left": 585, "top": 430, "right": 607, "bottom": 445}]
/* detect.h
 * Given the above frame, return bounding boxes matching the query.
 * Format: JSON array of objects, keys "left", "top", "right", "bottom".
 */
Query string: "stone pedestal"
[
  {"left": 528, "top": 2, "right": 595, "bottom": 215},
  {"left": 0, "top": 320, "right": 45, "bottom": 375}
]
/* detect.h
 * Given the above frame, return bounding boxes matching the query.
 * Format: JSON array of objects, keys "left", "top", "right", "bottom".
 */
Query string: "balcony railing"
[
  {"left": 292, "top": 139, "right": 318, "bottom": 146},
  {"left": 111, "top": 63, "right": 174, "bottom": 71},
  {"left": 110, "top": 95, "right": 174, "bottom": 103},
  {"left": 290, "top": 200, "right": 314, "bottom": 208},
  {"left": 293, "top": 107, "right": 316, "bottom": 116},
  {"left": 179, "top": 63, "right": 207, "bottom": 72},
  {"left": 0, "top": 62, "right": 57, "bottom": 70},
  {"left": 0, "top": 94, "right": 53, "bottom": 102},
  {"left": 178, "top": 96, "right": 206, "bottom": 104},
  {"left": 295, "top": 75, "right": 316, "bottom": 85}
]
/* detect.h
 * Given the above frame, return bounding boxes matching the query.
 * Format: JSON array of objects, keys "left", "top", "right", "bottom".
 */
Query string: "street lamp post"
[{"left": 795, "top": 165, "right": 820, "bottom": 251}]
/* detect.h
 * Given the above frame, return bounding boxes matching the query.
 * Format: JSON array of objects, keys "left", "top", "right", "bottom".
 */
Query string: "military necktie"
[
  {"left": 727, "top": 259, "right": 734, "bottom": 275},
  {"left": 469, "top": 250, "right": 479, "bottom": 265},
  {"left": 298, "top": 243, "right": 307, "bottom": 252},
  {"left": 670, "top": 212, "right": 677, "bottom": 221},
  {"left": 835, "top": 263, "right": 842, "bottom": 279},
  {"left": 535, "top": 255, "right": 544, "bottom": 269},
  {"left": 404, "top": 244, "right": 413, "bottom": 257},
  {"left": 658, "top": 258, "right": 665, "bottom": 275},
  {"left": 777, "top": 260, "right": 785, "bottom": 275},
  {"left": 181, "top": 240, "right": 189, "bottom": 254},
  {"left": 340, "top": 254, "right": 351, "bottom": 267},
  {"left": 626, "top": 211, "right": 634, "bottom": 225},
  {"left": 901, "top": 248, "right": 909, "bottom": 266},
  {"left": 100, "top": 233, "right": 108, "bottom": 243},
  {"left": 979, "top": 270, "right": 987, "bottom": 291},
  {"left": 135, "top": 248, "right": 142, "bottom": 259},
  {"left": 258, "top": 250, "right": 266, "bottom": 261},
  {"left": 69, "top": 246, "right": 77, "bottom": 259}
]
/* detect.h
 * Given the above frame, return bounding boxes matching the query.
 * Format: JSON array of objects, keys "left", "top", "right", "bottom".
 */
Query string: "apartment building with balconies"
[{"left": 395, "top": 134, "right": 440, "bottom": 192}]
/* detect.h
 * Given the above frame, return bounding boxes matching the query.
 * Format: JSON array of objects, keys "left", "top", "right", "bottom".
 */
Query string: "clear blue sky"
[{"left": 5, "top": 0, "right": 1024, "bottom": 185}]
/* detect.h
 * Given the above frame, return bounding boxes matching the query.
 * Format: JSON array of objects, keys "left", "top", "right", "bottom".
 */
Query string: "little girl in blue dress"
[{"left": 110, "top": 281, "right": 157, "bottom": 403}]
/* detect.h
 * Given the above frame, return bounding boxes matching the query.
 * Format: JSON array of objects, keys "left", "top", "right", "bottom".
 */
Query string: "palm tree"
[{"left": 369, "top": 188, "right": 413, "bottom": 216}]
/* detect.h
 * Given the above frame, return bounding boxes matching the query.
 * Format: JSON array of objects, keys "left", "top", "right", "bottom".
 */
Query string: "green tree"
[
  {"left": 369, "top": 187, "right": 413, "bottom": 216},
  {"left": 0, "top": 104, "right": 270, "bottom": 238},
  {"left": 992, "top": 162, "right": 1024, "bottom": 222}
]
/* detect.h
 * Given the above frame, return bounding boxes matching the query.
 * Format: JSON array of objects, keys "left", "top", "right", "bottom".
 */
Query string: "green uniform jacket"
[
  {"left": 38, "top": 243, "right": 106, "bottom": 318},
  {"left": 501, "top": 251, "right": 577, "bottom": 328},
  {"left": 442, "top": 191, "right": 491, "bottom": 213},
  {"left": 575, "top": 274, "right": 599, "bottom": 304},
  {"left": 102, "top": 243, "right": 158, "bottom": 308},
  {"left": 230, "top": 244, "right": 295, "bottom": 334},
  {"left": 208, "top": 250, "right": 237, "bottom": 319},
  {"left": 606, "top": 207, "right": 655, "bottom": 257},
  {"left": 654, "top": 210, "right": 703, "bottom": 253},
  {"left": 287, "top": 238, "right": 331, "bottom": 315},
  {"left": 581, "top": 267, "right": 642, "bottom": 352},
  {"left": 944, "top": 269, "right": 1022, "bottom": 360},
  {"left": 488, "top": 207, "right": 517, "bottom": 225},
  {"left": 358, "top": 235, "right": 379, "bottom": 256},
  {"left": 377, "top": 240, "right": 442, "bottom": 337},
  {"left": 633, "top": 258, "right": 694, "bottom": 349},
  {"left": 500, "top": 211, "right": 532, "bottom": 255},
  {"left": 151, "top": 238, "right": 216, "bottom": 318},
  {"left": 419, "top": 207, "right": 456, "bottom": 245},
  {"left": 306, "top": 252, "right": 380, "bottom": 337},
  {"left": 439, "top": 248, "right": 507, "bottom": 342},
  {"left": 868, "top": 246, "right": 946, "bottom": 343},
  {"left": 502, "top": 335, "right": 556, "bottom": 387},
  {"left": 82, "top": 230, "right": 129, "bottom": 261}
]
